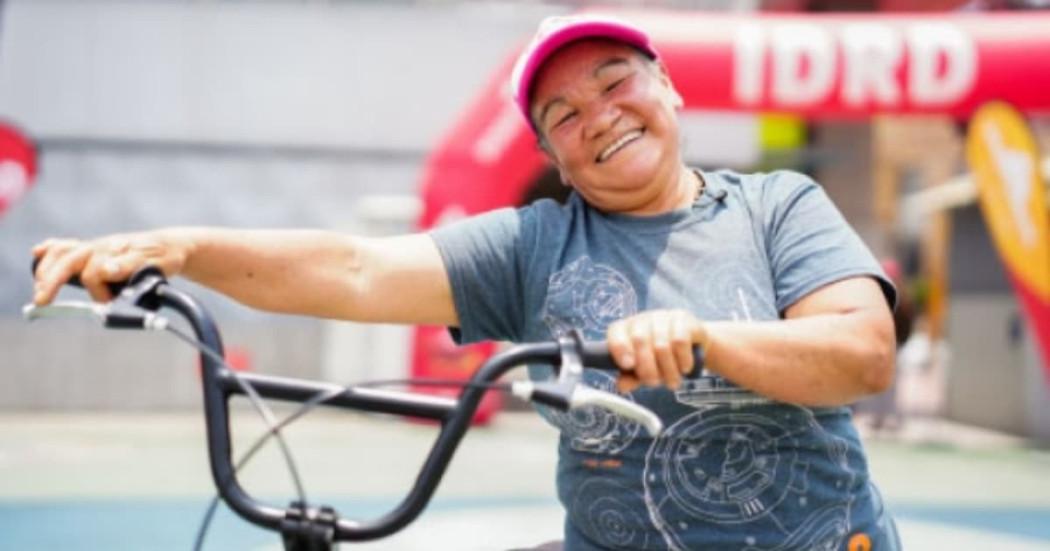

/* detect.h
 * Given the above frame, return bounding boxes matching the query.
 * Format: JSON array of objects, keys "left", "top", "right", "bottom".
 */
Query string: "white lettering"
[
  {"left": 731, "top": 20, "right": 976, "bottom": 110},
  {"left": 770, "top": 23, "right": 835, "bottom": 106},
  {"left": 733, "top": 23, "right": 765, "bottom": 105},
  {"left": 908, "top": 23, "right": 976, "bottom": 105},
  {"left": 841, "top": 23, "right": 903, "bottom": 107}
]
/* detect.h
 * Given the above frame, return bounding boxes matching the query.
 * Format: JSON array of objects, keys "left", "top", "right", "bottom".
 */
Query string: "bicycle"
[{"left": 23, "top": 265, "right": 665, "bottom": 550}]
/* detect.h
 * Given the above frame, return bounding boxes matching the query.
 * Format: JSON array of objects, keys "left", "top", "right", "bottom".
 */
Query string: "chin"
[{"left": 604, "top": 154, "right": 667, "bottom": 187}]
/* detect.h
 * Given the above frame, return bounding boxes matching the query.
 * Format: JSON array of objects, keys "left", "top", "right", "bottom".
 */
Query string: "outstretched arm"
[{"left": 32, "top": 227, "right": 458, "bottom": 327}]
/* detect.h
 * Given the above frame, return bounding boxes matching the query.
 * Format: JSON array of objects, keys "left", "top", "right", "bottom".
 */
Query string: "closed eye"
[
  {"left": 554, "top": 111, "right": 577, "bottom": 128},
  {"left": 605, "top": 77, "right": 627, "bottom": 93}
]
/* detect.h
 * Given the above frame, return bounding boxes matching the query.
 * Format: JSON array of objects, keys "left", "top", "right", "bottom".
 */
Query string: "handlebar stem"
[{"left": 150, "top": 280, "right": 567, "bottom": 542}]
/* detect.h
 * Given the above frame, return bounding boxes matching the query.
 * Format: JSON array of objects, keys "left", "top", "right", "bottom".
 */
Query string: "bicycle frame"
[{"left": 29, "top": 267, "right": 629, "bottom": 550}]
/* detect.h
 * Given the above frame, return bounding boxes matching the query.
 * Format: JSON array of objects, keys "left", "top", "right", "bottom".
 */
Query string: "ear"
[
  {"left": 654, "top": 60, "right": 684, "bottom": 109},
  {"left": 538, "top": 138, "right": 574, "bottom": 187},
  {"left": 557, "top": 165, "right": 574, "bottom": 188}
]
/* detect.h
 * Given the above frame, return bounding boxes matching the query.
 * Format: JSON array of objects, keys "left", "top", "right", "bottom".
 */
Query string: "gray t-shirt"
[{"left": 431, "top": 169, "right": 899, "bottom": 550}]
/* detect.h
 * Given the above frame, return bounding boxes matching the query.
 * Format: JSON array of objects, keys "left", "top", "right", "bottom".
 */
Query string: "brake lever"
[
  {"left": 534, "top": 330, "right": 663, "bottom": 436},
  {"left": 570, "top": 386, "right": 663, "bottom": 436},
  {"left": 22, "top": 300, "right": 109, "bottom": 323},
  {"left": 510, "top": 381, "right": 663, "bottom": 436},
  {"left": 22, "top": 299, "right": 168, "bottom": 330}
]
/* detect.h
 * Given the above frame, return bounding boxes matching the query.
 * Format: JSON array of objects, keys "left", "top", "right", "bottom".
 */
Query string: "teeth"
[{"left": 598, "top": 130, "right": 643, "bottom": 163}]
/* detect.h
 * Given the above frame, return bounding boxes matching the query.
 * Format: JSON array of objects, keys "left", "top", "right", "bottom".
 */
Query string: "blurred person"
[
  {"left": 896, "top": 317, "right": 952, "bottom": 421},
  {"left": 31, "top": 15, "right": 899, "bottom": 551}
]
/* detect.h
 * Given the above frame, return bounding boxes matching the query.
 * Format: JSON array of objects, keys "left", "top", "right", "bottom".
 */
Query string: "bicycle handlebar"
[
  {"left": 24, "top": 265, "right": 686, "bottom": 546},
  {"left": 31, "top": 256, "right": 127, "bottom": 298}
]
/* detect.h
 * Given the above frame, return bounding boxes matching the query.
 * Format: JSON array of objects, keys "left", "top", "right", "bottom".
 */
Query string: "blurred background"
[{"left": 2, "top": 0, "right": 1050, "bottom": 550}]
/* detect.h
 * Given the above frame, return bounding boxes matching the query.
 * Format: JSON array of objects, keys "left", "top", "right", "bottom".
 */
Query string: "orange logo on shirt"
[{"left": 847, "top": 532, "right": 872, "bottom": 551}]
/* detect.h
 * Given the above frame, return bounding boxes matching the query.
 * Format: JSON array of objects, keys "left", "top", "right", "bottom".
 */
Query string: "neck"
[{"left": 625, "top": 163, "right": 697, "bottom": 216}]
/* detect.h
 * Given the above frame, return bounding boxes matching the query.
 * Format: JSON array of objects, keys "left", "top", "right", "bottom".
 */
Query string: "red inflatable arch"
[
  {"left": 0, "top": 121, "right": 37, "bottom": 219},
  {"left": 412, "top": 11, "right": 1050, "bottom": 421}
]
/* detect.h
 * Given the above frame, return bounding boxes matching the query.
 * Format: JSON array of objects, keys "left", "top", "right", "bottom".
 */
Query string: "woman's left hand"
[{"left": 606, "top": 309, "right": 707, "bottom": 393}]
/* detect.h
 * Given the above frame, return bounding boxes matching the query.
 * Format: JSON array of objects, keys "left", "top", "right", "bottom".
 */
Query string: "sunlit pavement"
[{"left": 1, "top": 411, "right": 1048, "bottom": 550}]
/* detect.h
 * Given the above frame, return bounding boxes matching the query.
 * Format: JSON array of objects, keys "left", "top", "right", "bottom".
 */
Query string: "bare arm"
[
  {"left": 32, "top": 227, "right": 458, "bottom": 327},
  {"left": 702, "top": 277, "right": 895, "bottom": 406},
  {"left": 607, "top": 276, "right": 895, "bottom": 407}
]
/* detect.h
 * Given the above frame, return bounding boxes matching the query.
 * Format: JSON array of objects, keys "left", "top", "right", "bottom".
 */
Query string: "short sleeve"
[
  {"left": 429, "top": 207, "right": 530, "bottom": 344},
  {"left": 762, "top": 171, "right": 896, "bottom": 313}
]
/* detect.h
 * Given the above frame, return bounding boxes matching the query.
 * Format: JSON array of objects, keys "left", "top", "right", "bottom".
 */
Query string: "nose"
[{"left": 583, "top": 101, "right": 621, "bottom": 141}]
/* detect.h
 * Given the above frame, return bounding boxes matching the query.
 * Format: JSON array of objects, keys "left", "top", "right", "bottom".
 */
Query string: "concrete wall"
[
  {"left": 1, "top": 317, "right": 324, "bottom": 409},
  {"left": 946, "top": 294, "right": 1028, "bottom": 434},
  {"left": 0, "top": 1, "right": 556, "bottom": 408},
  {"left": 946, "top": 293, "right": 1050, "bottom": 441},
  {"left": 0, "top": 1, "right": 551, "bottom": 149}
]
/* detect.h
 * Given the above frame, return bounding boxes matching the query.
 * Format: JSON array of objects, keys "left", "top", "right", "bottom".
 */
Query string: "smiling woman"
[
  {"left": 454, "top": 14, "right": 901, "bottom": 550},
  {"left": 526, "top": 40, "right": 693, "bottom": 216},
  {"left": 29, "top": 12, "right": 900, "bottom": 551}
]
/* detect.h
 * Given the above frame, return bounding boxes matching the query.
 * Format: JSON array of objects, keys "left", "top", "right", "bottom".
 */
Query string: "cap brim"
[{"left": 514, "top": 21, "right": 656, "bottom": 125}]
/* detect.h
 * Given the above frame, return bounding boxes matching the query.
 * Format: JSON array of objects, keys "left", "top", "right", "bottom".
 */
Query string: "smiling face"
[{"left": 530, "top": 39, "right": 688, "bottom": 215}]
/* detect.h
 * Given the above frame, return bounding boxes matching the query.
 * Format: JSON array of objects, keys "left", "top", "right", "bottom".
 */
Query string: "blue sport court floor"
[{"left": 1, "top": 412, "right": 1048, "bottom": 550}]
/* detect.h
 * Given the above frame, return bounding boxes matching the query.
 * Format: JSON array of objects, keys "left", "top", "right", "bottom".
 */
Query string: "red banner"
[
  {"left": 637, "top": 11, "right": 1050, "bottom": 118},
  {"left": 0, "top": 122, "right": 37, "bottom": 218}
]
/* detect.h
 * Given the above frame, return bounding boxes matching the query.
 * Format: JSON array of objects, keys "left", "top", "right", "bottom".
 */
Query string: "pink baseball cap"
[{"left": 510, "top": 15, "right": 658, "bottom": 129}]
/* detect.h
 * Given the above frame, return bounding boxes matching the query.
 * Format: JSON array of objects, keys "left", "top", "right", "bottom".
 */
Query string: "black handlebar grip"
[
  {"left": 31, "top": 256, "right": 128, "bottom": 297},
  {"left": 578, "top": 341, "right": 620, "bottom": 370},
  {"left": 579, "top": 341, "right": 705, "bottom": 372}
]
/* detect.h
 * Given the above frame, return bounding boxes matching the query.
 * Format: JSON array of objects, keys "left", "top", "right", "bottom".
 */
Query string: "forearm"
[
  {"left": 703, "top": 309, "right": 895, "bottom": 407},
  {"left": 174, "top": 227, "right": 456, "bottom": 325},
  {"left": 174, "top": 227, "right": 366, "bottom": 318}
]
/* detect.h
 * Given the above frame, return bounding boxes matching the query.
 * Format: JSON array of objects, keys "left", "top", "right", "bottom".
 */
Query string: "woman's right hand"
[{"left": 32, "top": 229, "right": 194, "bottom": 306}]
